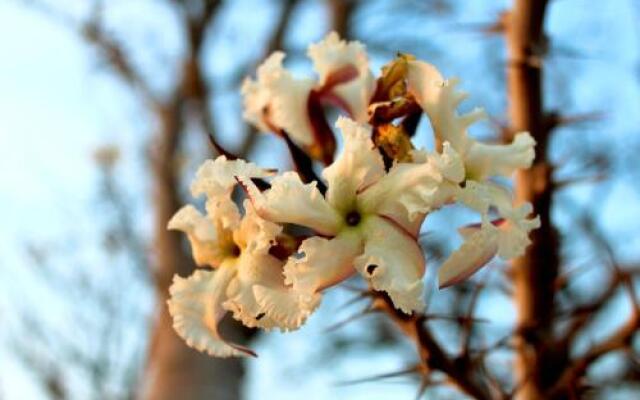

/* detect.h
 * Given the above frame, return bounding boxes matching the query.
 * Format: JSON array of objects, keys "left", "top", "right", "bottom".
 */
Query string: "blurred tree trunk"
[
  {"left": 139, "top": 3, "right": 250, "bottom": 398},
  {"left": 506, "top": 1, "right": 566, "bottom": 399},
  {"left": 140, "top": 99, "right": 249, "bottom": 400},
  {"left": 140, "top": 2, "right": 301, "bottom": 398}
]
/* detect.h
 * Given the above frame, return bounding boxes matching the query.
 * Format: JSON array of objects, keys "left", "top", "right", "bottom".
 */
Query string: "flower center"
[{"left": 345, "top": 211, "right": 361, "bottom": 226}]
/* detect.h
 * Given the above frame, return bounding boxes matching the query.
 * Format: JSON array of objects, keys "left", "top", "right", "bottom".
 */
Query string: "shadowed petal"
[
  {"left": 241, "top": 52, "right": 286, "bottom": 133},
  {"left": 242, "top": 172, "right": 343, "bottom": 235},
  {"left": 438, "top": 224, "right": 498, "bottom": 289},
  {"left": 167, "top": 267, "right": 255, "bottom": 358},
  {"left": 354, "top": 216, "right": 426, "bottom": 314},
  {"left": 223, "top": 253, "right": 283, "bottom": 330},
  {"left": 284, "top": 230, "right": 363, "bottom": 294},
  {"left": 233, "top": 200, "right": 282, "bottom": 256},
  {"left": 167, "top": 205, "right": 235, "bottom": 267}
]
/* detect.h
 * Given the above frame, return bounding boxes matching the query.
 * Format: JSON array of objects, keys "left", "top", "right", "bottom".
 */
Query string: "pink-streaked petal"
[
  {"left": 354, "top": 216, "right": 426, "bottom": 314},
  {"left": 308, "top": 32, "right": 375, "bottom": 122},
  {"left": 438, "top": 225, "right": 498, "bottom": 289},
  {"left": 307, "top": 31, "right": 369, "bottom": 88}
]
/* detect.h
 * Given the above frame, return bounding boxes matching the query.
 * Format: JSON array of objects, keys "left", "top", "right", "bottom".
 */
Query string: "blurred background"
[{"left": 1, "top": 0, "right": 639, "bottom": 399}]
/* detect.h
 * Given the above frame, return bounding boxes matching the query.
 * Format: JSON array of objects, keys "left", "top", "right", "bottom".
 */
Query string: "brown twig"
[{"left": 374, "top": 294, "right": 493, "bottom": 400}]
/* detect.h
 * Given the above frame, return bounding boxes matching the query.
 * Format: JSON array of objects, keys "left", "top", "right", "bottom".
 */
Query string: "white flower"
[
  {"left": 242, "top": 32, "right": 375, "bottom": 152},
  {"left": 167, "top": 156, "right": 318, "bottom": 358},
  {"left": 241, "top": 117, "right": 443, "bottom": 313},
  {"left": 438, "top": 181, "right": 541, "bottom": 288},
  {"left": 404, "top": 60, "right": 539, "bottom": 287},
  {"left": 307, "top": 32, "right": 376, "bottom": 123},
  {"left": 406, "top": 60, "right": 536, "bottom": 181}
]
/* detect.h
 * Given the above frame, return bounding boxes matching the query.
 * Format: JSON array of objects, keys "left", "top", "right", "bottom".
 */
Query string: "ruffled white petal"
[
  {"left": 457, "top": 180, "right": 503, "bottom": 214},
  {"left": 428, "top": 142, "right": 465, "bottom": 183},
  {"left": 225, "top": 250, "right": 319, "bottom": 331},
  {"left": 308, "top": 32, "right": 374, "bottom": 122},
  {"left": 242, "top": 172, "right": 343, "bottom": 236},
  {"left": 167, "top": 267, "right": 254, "bottom": 358},
  {"left": 354, "top": 216, "right": 426, "bottom": 313},
  {"left": 358, "top": 158, "right": 442, "bottom": 232},
  {"left": 438, "top": 222, "right": 499, "bottom": 289},
  {"left": 241, "top": 52, "right": 286, "bottom": 133},
  {"left": 233, "top": 200, "right": 281, "bottom": 256},
  {"left": 167, "top": 205, "right": 234, "bottom": 267},
  {"left": 191, "top": 156, "right": 274, "bottom": 198},
  {"left": 439, "top": 182, "right": 541, "bottom": 288},
  {"left": 323, "top": 117, "right": 385, "bottom": 212},
  {"left": 242, "top": 52, "right": 315, "bottom": 147},
  {"left": 205, "top": 194, "right": 241, "bottom": 232},
  {"left": 407, "top": 61, "right": 535, "bottom": 183},
  {"left": 407, "top": 60, "right": 484, "bottom": 153},
  {"left": 223, "top": 252, "right": 282, "bottom": 329},
  {"left": 495, "top": 203, "right": 541, "bottom": 259},
  {"left": 284, "top": 230, "right": 363, "bottom": 294},
  {"left": 411, "top": 143, "right": 465, "bottom": 211},
  {"left": 308, "top": 32, "right": 369, "bottom": 87},
  {"left": 269, "top": 73, "right": 315, "bottom": 147},
  {"left": 253, "top": 285, "right": 320, "bottom": 330},
  {"left": 464, "top": 132, "right": 536, "bottom": 180}
]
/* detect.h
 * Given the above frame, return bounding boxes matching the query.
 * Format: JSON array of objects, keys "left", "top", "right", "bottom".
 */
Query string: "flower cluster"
[{"left": 167, "top": 32, "right": 540, "bottom": 357}]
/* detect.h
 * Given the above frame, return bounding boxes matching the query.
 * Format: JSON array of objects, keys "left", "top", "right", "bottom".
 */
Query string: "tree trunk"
[
  {"left": 139, "top": 103, "right": 249, "bottom": 400},
  {"left": 506, "top": 1, "right": 567, "bottom": 399}
]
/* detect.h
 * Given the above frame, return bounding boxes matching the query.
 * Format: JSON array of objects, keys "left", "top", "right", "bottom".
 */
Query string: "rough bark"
[{"left": 505, "top": 1, "right": 565, "bottom": 399}]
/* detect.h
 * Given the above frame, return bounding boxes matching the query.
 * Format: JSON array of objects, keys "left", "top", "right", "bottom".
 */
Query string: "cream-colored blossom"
[
  {"left": 242, "top": 32, "right": 375, "bottom": 150},
  {"left": 438, "top": 181, "right": 540, "bottom": 288},
  {"left": 167, "top": 157, "right": 317, "bottom": 358},
  {"left": 406, "top": 60, "right": 535, "bottom": 181},
  {"left": 242, "top": 117, "right": 442, "bottom": 313},
  {"left": 404, "top": 60, "right": 539, "bottom": 287}
]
